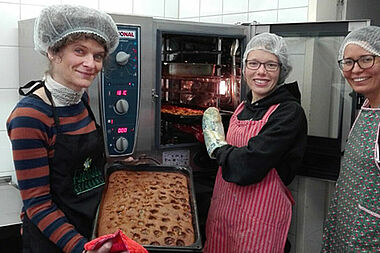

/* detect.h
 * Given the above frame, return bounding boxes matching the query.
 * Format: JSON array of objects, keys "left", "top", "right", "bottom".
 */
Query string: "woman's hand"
[{"left": 202, "top": 107, "right": 227, "bottom": 158}]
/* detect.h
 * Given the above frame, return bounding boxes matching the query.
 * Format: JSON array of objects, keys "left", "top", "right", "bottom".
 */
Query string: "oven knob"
[
  {"left": 114, "top": 99, "right": 129, "bottom": 114},
  {"left": 115, "top": 137, "right": 128, "bottom": 152},
  {"left": 115, "top": 51, "right": 130, "bottom": 65}
]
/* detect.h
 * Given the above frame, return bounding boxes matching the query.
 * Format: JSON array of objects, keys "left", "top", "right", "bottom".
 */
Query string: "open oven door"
[{"left": 249, "top": 20, "right": 370, "bottom": 181}]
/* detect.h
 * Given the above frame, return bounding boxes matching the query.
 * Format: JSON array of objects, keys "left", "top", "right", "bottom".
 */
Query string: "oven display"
[{"left": 100, "top": 24, "right": 140, "bottom": 157}]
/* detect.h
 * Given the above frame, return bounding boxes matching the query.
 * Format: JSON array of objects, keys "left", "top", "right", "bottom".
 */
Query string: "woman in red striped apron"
[
  {"left": 202, "top": 33, "right": 307, "bottom": 252},
  {"left": 321, "top": 26, "right": 380, "bottom": 252}
]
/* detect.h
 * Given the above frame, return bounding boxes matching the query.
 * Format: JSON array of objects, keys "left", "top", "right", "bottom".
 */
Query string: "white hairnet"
[
  {"left": 34, "top": 4, "right": 119, "bottom": 55},
  {"left": 242, "top": 32, "right": 292, "bottom": 84},
  {"left": 338, "top": 26, "right": 380, "bottom": 60}
]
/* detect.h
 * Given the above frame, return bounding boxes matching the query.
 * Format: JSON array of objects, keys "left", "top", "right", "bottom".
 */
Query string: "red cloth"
[{"left": 84, "top": 229, "right": 148, "bottom": 253}]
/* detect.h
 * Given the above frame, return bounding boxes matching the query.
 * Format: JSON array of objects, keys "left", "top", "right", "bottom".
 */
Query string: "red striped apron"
[{"left": 203, "top": 102, "right": 295, "bottom": 253}]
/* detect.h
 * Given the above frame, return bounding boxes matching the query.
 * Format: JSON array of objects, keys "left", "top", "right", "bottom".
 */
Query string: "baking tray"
[
  {"left": 167, "top": 63, "right": 215, "bottom": 77},
  {"left": 161, "top": 104, "right": 204, "bottom": 125},
  {"left": 161, "top": 104, "right": 233, "bottom": 126},
  {"left": 92, "top": 162, "right": 203, "bottom": 252}
]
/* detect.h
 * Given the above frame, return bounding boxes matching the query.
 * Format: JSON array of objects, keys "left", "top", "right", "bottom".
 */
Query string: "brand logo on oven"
[{"left": 119, "top": 30, "right": 136, "bottom": 39}]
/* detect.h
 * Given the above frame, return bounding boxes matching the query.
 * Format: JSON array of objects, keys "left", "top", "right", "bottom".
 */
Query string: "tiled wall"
[{"left": 0, "top": 0, "right": 310, "bottom": 182}]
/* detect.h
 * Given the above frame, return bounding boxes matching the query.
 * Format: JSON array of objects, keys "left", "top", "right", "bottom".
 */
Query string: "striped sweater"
[{"left": 7, "top": 93, "right": 97, "bottom": 253}]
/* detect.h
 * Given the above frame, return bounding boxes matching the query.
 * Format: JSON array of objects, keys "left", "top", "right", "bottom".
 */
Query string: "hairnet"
[
  {"left": 338, "top": 26, "right": 380, "bottom": 60},
  {"left": 242, "top": 32, "right": 292, "bottom": 84},
  {"left": 34, "top": 4, "right": 119, "bottom": 55}
]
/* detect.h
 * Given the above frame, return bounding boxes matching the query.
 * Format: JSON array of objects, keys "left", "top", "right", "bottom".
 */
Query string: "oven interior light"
[{"left": 219, "top": 80, "right": 227, "bottom": 95}]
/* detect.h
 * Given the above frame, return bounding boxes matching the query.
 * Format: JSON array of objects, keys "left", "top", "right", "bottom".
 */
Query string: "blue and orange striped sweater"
[{"left": 6, "top": 93, "right": 97, "bottom": 253}]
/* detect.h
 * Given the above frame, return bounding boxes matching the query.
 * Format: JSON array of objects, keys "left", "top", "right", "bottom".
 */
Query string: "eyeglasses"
[
  {"left": 338, "top": 55, "right": 377, "bottom": 72},
  {"left": 245, "top": 60, "right": 281, "bottom": 72}
]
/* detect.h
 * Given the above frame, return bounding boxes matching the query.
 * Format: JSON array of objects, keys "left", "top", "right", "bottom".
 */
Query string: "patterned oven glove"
[{"left": 202, "top": 107, "right": 227, "bottom": 158}]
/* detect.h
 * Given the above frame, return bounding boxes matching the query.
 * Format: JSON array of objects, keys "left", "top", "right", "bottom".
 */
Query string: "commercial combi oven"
[{"left": 88, "top": 15, "right": 248, "bottom": 164}]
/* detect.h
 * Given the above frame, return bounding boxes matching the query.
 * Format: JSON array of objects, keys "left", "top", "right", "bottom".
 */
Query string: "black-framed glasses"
[
  {"left": 338, "top": 55, "right": 377, "bottom": 72},
  {"left": 245, "top": 60, "right": 281, "bottom": 72}
]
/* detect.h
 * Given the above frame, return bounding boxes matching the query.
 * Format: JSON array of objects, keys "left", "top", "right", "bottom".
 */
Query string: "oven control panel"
[{"left": 100, "top": 24, "right": 140, "bottom": 157}]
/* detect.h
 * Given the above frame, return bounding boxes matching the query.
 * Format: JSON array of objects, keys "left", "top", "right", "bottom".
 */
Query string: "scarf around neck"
[{"left": 44, "top": 73, "right": 84, "bottom": 106}]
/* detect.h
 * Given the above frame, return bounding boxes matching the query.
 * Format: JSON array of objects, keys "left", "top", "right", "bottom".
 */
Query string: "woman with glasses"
[
  {"left": 202, "top": 32, "right": 307, "bottom": 252},
  {"left": 322, "top": 26, "right": 380, "bottom": 252}
]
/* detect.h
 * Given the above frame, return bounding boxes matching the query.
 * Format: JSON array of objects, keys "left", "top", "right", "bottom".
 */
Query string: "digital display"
[
  {"left": 117, "top": 127, "right": 128, "bottom": 134},
  {"left": 116, "top": 89, "right": 127, "bottom": 96}
]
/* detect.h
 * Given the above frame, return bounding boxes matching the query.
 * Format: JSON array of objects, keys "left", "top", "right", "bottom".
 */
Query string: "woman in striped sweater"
[{"left": 7, "top": 5, "right": 120, "bottom": 253}]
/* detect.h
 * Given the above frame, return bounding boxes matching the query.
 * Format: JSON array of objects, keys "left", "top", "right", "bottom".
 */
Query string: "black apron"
[{"left": 20, "top": 81, "right": 106, "bottom": 252}]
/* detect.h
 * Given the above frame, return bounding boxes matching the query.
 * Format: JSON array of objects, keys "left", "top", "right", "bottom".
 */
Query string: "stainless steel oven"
[{"left": 88, "top": 15, "right": 249, "bottom": 164}]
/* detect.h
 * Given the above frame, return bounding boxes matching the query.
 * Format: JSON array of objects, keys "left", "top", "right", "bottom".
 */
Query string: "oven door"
[{"left": 250, "top": 20, "right": 370, "bottom": 180}]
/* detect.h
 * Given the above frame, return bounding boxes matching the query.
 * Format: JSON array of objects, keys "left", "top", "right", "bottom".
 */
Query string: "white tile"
[
  {"left": 0, "top": 3, "right": 19, "bottom": 46},
  {"left": 179, "top": 0, "right": 199, "bottom": 18},
  {"left": 20, "top": 4, "right": 44, "bottom": 20},
  {"left": 223, "top": 0, "right": 248, "bottom": 15},
  {"left": 200, "top": 0, "right": 222, "bottom": 16},
  {"left": 0, "top": 89, "right": 19, "bottom": 131},
  {"left": 0, "top": 0, "right": 19, "bottom": 3},
  {"left": 21, "top": 0, "right": 61, "bottom": 5},
  {"left": 222, "top": 13, "right": 248, "bottom": 24},
  {"left": 99, "top": 0, "right": 133, "bottom": 15},
  {"left": 248, "top": 10, "right": 277, "bottom": 24},
  {"left": 61, "top": 0, "right": 98, "bottom": 9},
  {"left": 0, "top": 47, "right": 19, "bottom": 89},
  {"left": 278, "top": 7, "right": 307, "bottom": 23},
  {"left": 279, "top": 0, "right": 308, "bottom": 9},
  {"left": 200, "top": 15, "right": 222, "bottom": 23},
  {"left": 0, "top": 131, "right": 16, "bottom": 174},
  {"left": 134, "top": 0, "right": 165, "bottom": 17},
  {"left": 179, "top": 17, "right": 199, "bottom": 22},
  {"left": 249, "top": 0, "right": 277, "bottom": 11},
  {"left": 165, "top": 0, "right": 178, "bottom": 18}
]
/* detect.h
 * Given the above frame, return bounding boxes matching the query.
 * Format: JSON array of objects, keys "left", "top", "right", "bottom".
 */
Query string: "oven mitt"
[
  {"left": 202, "top": 107, "right": 227, "bottom": 158},
  {"left": 84, "top": 229, "right": 148, "bottom": 253}
]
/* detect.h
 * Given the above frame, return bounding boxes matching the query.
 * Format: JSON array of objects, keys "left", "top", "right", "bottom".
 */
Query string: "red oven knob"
[
  {"left": 115, "top": 137, "right": 129, "bottom": 153},
  {"left": 114, "top": 99, "right": 129, "bottom": 115}
]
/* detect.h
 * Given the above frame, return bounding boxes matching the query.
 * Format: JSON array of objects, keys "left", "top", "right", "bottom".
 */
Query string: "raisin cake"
[{"left": 97, "top": 170, "right": 195, "bottom": 247}]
